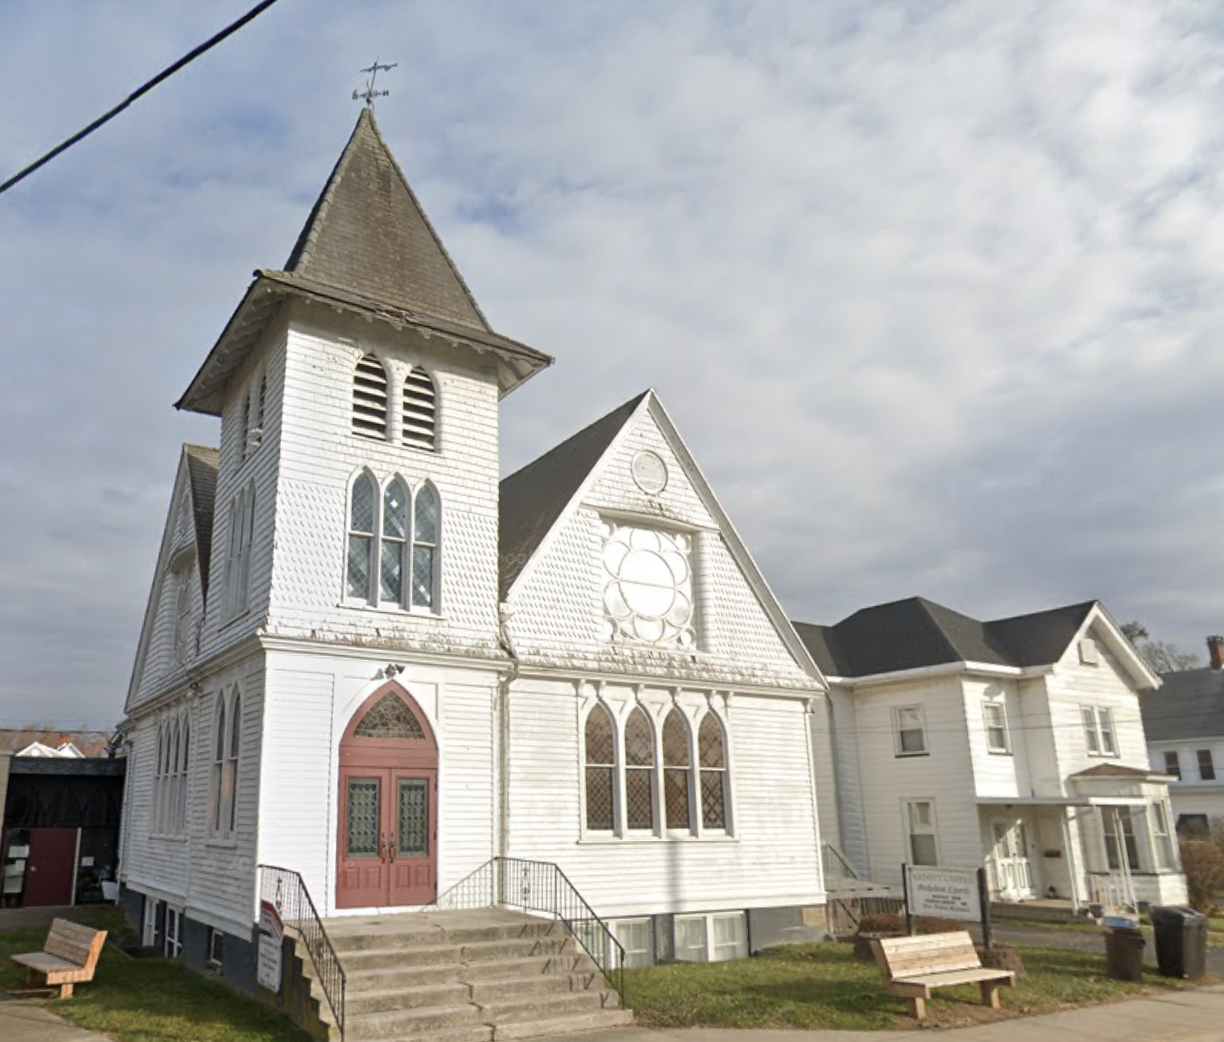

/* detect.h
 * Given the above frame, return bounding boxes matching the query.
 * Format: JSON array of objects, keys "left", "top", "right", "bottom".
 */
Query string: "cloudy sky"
[{"left": 2, "top": 0, "right": 1222, "bottom": 728}]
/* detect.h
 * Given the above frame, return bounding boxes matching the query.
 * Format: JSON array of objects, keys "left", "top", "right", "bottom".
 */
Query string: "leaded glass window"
[
  {"left": 346, "top": 777, "right": 380, "bottom": 856},
  {"left": 398, "top": 778, "right": 429, "bottom": 856},
  {"left": 226, "top": 695, "right": 241, "bottom": 834},
  {"left": 348, "top": 474, "right": 376, "bottom": 599},
  {"left": 625, "top": 706, "right": 656, "bottom": 831},
  {"left": 585, "top": 704, "right": 615, "bottom": 831},
  {"left": 698, "top": 714, "right": 727, "bottom": 830},
  {"left": 663, "top": 708, "right": 693, "bottom": 831},
  {"left": 381, "top": 480, "right": 408, "bottom": 603},
  {"left": 355, "top": 693, "right": 425, "bottom": 739},
  {"left": 602, "top": 524, "right": 695, "bottom": 647},
  {"left": 412, "top": 485, "right": 439, "bottom": 609}
]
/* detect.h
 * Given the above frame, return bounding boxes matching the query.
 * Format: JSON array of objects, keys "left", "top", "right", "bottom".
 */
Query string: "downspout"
[{"left": 496, "top": 605, "right": 521, "bottom": 862}]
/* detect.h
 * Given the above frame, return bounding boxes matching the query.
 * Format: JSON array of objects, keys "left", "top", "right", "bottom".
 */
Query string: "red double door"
[{"left": 336, "top": 686, "right": 438, "bottom": 909}]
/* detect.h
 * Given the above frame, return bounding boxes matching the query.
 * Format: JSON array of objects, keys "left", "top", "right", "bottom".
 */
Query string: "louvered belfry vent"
[
  {"left": 353, "top": 354, "right": 389, "bottom": 439},
  {"left": 403, "top": 366, "right": 438, "bottom": 450}
]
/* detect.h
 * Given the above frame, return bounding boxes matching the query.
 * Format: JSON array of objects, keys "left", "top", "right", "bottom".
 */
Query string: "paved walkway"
[
  {"left": 0, "top": 995, "right": 108, "bottom": 1042},
  {"left": 584, "top": 985, "right": 1224, "bottom": 1042}
]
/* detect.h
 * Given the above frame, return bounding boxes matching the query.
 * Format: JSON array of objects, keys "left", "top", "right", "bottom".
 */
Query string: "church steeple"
[
  {"left": 282, "top": 108, "right": 490, "bottom": 331},
  {"left": 177, "top": 111, "right": 551, "bottom": 416}
]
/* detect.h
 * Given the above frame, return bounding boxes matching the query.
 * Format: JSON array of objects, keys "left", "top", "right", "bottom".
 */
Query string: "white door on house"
[{"left": 990, "top": 820, "right": 1035, "bottom": 901}]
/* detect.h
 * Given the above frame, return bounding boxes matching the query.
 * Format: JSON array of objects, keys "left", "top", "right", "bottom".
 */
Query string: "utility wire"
[{"left": 0, "top": 0, "right": 283, "bottom": 198}]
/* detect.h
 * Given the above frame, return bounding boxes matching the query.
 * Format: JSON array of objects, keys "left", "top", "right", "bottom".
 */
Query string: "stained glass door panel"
[
  {"left": 336, "top": 769, "right": 389, "bottom": 908},
  {"left": 389, "top": 772, "right": 436, "bottom": 905}
]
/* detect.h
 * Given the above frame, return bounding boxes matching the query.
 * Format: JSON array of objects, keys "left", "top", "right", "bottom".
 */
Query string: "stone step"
[
  {"left": 346, "top": 1003, "right": 485, "bottom": 1041},
  {"left": 470, "top": 972, "right": 600, "bottom": 1005},
  {"left": 477, "top": 990, "right": 611, "bottom": 1025},
  {"left": 346, "top": 981, "right": 473, "bottom": 1015},
  {"left": 492, "top": 1008, "right": 634, "bottom": 1041},
  {"left": 326, "top": 915, "right": 561, "bottom": 952},
  {"left": 341, "top": 936, "right": 578, "bottom": 972},
  {"left": 344, "top": 962, "right": 468, "bottom": 991}
]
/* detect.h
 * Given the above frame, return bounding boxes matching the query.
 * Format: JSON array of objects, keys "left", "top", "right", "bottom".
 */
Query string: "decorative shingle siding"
[
  {"left": 265, "top": 314, "right": 501, "bottom": 657},
  {"left": 509, "top": 408, "right": 812, "bottom": 689}
]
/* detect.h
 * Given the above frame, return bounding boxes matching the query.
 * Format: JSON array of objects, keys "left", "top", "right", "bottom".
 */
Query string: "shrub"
[{"left": 1179, "top": 840, "right": 1224, "bottom": 912}]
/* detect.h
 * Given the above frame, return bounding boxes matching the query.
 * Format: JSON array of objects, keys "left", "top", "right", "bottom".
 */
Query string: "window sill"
[
  {"left": 204, "top": 838, "right": 238, "bottom": 850},
  {"left": 338, "top": 600, "right": 443, "bottom": 620},
  {"left": 894, "top": 751, "right": 929, "bottom": 758},
  {"left": 150, "top": 834, "right": 188, "bottom": 844},
  {"left": 987, "top": 750, "right": 1013, "bottom": 757}
]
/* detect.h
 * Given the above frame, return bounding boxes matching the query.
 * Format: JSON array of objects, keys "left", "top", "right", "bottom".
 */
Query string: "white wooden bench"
[
  {"left": 10, "top": 918, "right": 107, "bottom": 998},
  {"left": 871, "top": 931, "right": 1014, "bottom": 1020}
]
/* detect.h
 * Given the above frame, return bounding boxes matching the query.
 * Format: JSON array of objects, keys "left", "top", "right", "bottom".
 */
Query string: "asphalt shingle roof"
[
  {"left": 499, "top": 392, "right": 648, "bottom": 601},
  {"left": 793, "top": 596, "right": 1097, "bottom": 678},
  {"left": 183, "top": 444, "right": 219, "bottom": 596},
  {"left": 284, "top": 107, "right": 489, "bottom": 330},
  {"left": 1141, "top": 666, "right": 1224, "bottom": 741}
]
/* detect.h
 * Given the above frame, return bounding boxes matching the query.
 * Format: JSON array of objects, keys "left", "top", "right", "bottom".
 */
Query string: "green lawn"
[
  {"left": 624, "top": 941, "right": 1213, "bottom": 1031},
  {"left": 0, "top": 909, "right": 308, "bottom": 1042}
]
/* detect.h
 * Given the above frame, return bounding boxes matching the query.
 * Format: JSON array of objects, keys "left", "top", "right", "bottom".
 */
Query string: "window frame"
[
  {"left": 982, "top": 700, "right": 1010, "bottom": 755},
  {"left": 674, "top": 912, "right": 748, "bottom": 963},
  {"left": 1164, "top": 750, "right": 1182, "bottom": 781},
  {"left": 623, "top": 705, "right": 658, "bottom": 834},
  {"left": 173, "top": 573, "right": 192, "bottom": 667},
  {"left": 1150, "top": 801, "right": 1177, "bottom": 871},
  {"left": 904, "top": 798, "right": 939, "bottom": 867},
  {"left": 582, "top": 702, "right": 618, "bottom": 835},
  {"left": 209, "top": 688, "right": 240, "bottom": 841},
  {"left": 207, "top": 928, "right": 225, "bottom": 969},
  {"left": 164, "top": 906, "right": 183, "bottom": 958},
  {"left": 662, "top": 707, "right": 694, "bottom": 834},
  {"left": 1197, "top": 749, "right": 1216, "bottom": 782},
  {"left": 352, "top": 353, "right": 390, "bottom": 441},
  {"left": 893, "top": 706, "right": 928, "bottom": 757},
  {"left": 613, "top": 917, "right": 654, "bottom": 968},
  {"left": 1102, "top": 806, "right": 1141, "bottom": 872},
  {"left": 1082, "top": 705, "right": 1117, "bottom": 758}
]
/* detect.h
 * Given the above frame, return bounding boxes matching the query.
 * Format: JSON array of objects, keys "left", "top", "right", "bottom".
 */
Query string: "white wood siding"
[
  {"left": 505, "top": 678, "right": 823, "bottom": 918},
  {"left": 962, "top": 678, "right": 1031, "bottom": 799}
]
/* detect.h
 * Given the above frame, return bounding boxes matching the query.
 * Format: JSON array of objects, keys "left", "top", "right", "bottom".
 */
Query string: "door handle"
[
  {"left": 378, "top": 831, "right": 388, "bottom": 862},
  {"left": 389, "top": 835, "right": 396, "bottom": 862}
]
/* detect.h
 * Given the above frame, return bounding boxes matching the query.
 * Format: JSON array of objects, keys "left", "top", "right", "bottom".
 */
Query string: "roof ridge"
[
  {"left": 913, "top": 597, "right": 971, "bottom": 664},
  {"left": 984, "top": 599, "right": 1098, "bottom": 627}
]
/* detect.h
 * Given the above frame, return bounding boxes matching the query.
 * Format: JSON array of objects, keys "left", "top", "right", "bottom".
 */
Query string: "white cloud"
[{"left": 1, "top": 0, "right": 1222, "bottom": 725}]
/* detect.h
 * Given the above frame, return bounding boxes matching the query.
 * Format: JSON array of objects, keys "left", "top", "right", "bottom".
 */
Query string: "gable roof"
[
  {"left": 183, "top": 444, "right": 219, "bottom": 595},
  {"left": 1070, "top": 763, "right": 1160, "bottom": 779},
  {"left": 176, "top": 111, "right": 551, "bottom": 415},
  {"left": 794, "top": 596, "right": 1097, "bottom": 679},
  {"left": 1141, "top": 666, "right": 1224, "bottom": 741},
  {"left": 499, "top": 392, "right": 647, "bottom": 600},
  {"left": 283, "top": 107, "right": 489, "bottom": 330}
]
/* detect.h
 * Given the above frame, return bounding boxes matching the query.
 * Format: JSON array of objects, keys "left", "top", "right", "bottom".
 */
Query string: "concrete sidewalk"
[
  {"left": 584, "top": 984, "right": 1224, "bottom": 1042},
  {"left": 0, "top": 995, "right": 108, "bottom": 1042}
]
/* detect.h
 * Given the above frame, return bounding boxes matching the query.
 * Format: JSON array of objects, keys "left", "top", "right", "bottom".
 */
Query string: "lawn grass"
[
  {"left": 0, "top": 909, "right": 308, "bottom": 1042},
  {"left": 623, "top": 941, "right": 1212, "bottom": 1031}
]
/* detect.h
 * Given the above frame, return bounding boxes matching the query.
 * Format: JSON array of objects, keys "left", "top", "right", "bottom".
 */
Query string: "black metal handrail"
[
  {"left": 259, "top": 865, "right": 346, "bottom": 1039},
  {"left": 433, "top": 856, "right": 626, "bottom": 1004}
]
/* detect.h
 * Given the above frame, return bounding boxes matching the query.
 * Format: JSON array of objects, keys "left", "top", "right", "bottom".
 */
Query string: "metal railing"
[
  {"left": 259, "top": 865, "right": 346, "bottom": 1040},
  {"left": 827, "top": 893, "right": 906, "bottom": 937},
  {"left": 433, "top": 856, "right": 626, "bottom": 1004},
  {"left": 822, "top": 842, "right": 861, "bottom": 883}
]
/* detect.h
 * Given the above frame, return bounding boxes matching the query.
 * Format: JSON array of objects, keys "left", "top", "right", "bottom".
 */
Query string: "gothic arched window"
[
  {"left": 411, "top": 484, "right": 439, "bottom": 610},
  {"left": 662, "top": 708, "right": 693, "bottom": 831},
  {"left": 352, "top": 354, "right": 389, "bottom": 439},
  {"left": 381, "top": 479, "right": 409, "bottom": 603},
  {"left": 347, "top": 473, "right": 376, "bottom": 600},
  {"left": 698, "top": 714, "right": 728, "bottom": 830},
  {"left": 584, "top": 704, "right": 616, "bottom": 831},
  {"left": 624, "top": 706, "right": 656, "bottom": 832}
]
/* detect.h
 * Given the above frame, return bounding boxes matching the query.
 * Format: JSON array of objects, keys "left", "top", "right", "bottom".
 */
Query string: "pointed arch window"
[
  {"left": 624, "top": 706, "right": 656, "bottom": 832},
  {"left": 698, "top": 714, "right": 728, "bottom": 830},
  {"left": 152, "top": 724, "right": 167, "bottom": 832},
  {"left": 662, "top": 708, "right": 693, "bottom": 831},
  {"left": 167, "top": 722, "right": 180, "bottom": 834},
  {"left": 173, "top": 576, "right": 192, "bottom": 666},
  {"left": 353, "top": 354, "right": 389, "bottom": 439},
  {"left": 211, "top": 699, "right": 226, "bottom": 834},
  {"left": 347, "top": 474, "right": 376, "bottom": 600},
  {"left": 403, "top": 367, "right": 438, "bottom": 450},
  {"left": 226, "top": 696, "right": 241, "bottom": 834},
  {"left": 584, "top": 704, "right": 616, "bottom": 831},
  {"left": 412, "top": 485, "right": 439, "bottom": 610},
  {"left": 177, "top": 718, "right": 190, "bottom": 832}
]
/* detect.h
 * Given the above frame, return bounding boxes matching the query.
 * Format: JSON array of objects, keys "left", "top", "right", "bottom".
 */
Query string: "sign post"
[
  {"left": 902, "top": 864, "right": 914, "bottom": 936},
  {"left": 977, "top": 867, "right": 993, "bottom": 954}
]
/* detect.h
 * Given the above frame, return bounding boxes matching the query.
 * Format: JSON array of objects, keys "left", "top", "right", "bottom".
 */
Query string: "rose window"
[{"left": 601, "top": 524, "right": 695, "bottom": 646}]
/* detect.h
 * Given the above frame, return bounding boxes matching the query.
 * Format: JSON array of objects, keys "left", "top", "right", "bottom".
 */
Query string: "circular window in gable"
[{"left": 631, "top": 450, "right": 668, "bottom": 495}]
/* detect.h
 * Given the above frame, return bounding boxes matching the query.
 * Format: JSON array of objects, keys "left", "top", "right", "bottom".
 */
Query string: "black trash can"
[
  {"left": 1151, "top": 906, "right": 1207, "bottom": 978},
  {"left": 1104, "top": 927, "right": 1146, "bottom": 981}
]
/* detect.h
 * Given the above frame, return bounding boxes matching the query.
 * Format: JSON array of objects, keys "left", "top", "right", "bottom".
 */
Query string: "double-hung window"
[
  {"left": 1151, "top": 802, "right": 1176, "bottom": 870},
  {"left": 1103, "top": 808, "right": 1141, "bottom": 871},
  {"left": 894, "top": 706, "right": 927, "bottom": 756},
  {"left": 1081, "top": 706, "right": 1117, "bottom": 757},
  {"left": 1164, "top": 751, "right": 1182, "bottom": 780},
  {"left": 983, "top": 701, "right": 1009, "bottom": 754},
  {"left": 905, "top": 799, "right": 938, "bottom": 866},
  {"left": 1197, "top": 749, "right": 1216, "bottom": 781}
]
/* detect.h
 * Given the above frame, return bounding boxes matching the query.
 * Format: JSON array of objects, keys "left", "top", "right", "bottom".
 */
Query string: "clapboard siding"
[
  {"left": 962, "top": 677, "right": 1030, "bottom": 799},
  {"left": 826, "top": 685, "right": 870, "bottom": 876},
  {"left": 504, "top": 679, "right": 823, "bottom": 917},
  {"left": 439, "top": 684, "right": 496, "bottom": 884}
]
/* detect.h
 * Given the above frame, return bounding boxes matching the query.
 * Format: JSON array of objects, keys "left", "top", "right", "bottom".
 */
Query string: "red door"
[
  {"left": 337, "top": 686, "right": 438, "bottom": 909},
  {"left": 25, "top": 828, "right": 77, "bottom": 906}
]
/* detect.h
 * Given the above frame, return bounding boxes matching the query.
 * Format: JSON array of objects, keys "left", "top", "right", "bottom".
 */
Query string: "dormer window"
[
  {"left": 353, "top": 354, "right": 389, "bottom": 440},
  {"left": 403, "top": 366, "right": 438, "bottom": 450}
]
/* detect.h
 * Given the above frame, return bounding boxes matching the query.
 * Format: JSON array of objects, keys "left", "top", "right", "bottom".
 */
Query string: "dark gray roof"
[
  {"left": 183, "top": 444, "right": 219, "bottom": 596},
  {"left": 499, "top": 392, "right": 648, "bottom": 600},
  {"left": 793, "top": 597, "right": 1097, "bottom": 678},
  {"left": 1141, "top": 667, "right": 1224, "bottom": 741},
  {"left": 284, "top": 107, "right": 489, "bottom": 330},
  {"left": 11, "top": 756, "right": 126, "bottom": 777}
]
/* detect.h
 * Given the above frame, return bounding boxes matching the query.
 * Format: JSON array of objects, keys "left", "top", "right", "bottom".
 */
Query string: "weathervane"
[{"left": 353, "top": 60, "right": 397, "bottom": 107}]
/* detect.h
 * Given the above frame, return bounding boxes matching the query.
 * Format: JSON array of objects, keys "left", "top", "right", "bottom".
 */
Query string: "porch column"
[{"left": 1060, "top": 809, "right": 1082, "bottom": 913}]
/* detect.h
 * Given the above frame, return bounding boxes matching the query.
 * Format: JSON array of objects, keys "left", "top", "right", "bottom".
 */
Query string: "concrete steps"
[{"left": 304, "top": 909, "right": 630, "bottom": 1042}]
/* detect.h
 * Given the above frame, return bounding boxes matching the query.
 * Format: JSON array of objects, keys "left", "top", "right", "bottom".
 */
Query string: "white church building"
[{"left": 118, "top": 109, "right": 833, "bottom": 1008}]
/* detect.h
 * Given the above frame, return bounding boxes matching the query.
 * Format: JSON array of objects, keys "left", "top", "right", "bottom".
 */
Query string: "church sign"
[
  {"left": 257, "top": 900, "right": 284, "bottom": 993},
  {"left": 904, "top": 866, "right": 981, "bottom": 922}
]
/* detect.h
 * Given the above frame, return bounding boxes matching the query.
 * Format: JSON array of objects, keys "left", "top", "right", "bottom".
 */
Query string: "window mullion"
[{"left": 614, "top": 716, "right": 627, "bottom": 837}]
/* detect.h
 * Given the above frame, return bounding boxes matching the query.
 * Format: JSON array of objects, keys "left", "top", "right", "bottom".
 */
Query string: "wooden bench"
[
  {"left": 871, "top": 931, "right": 1014, "bottom": 1020},
  {"left": 10, "top": 918, "right": 107, "bottom": 998}
]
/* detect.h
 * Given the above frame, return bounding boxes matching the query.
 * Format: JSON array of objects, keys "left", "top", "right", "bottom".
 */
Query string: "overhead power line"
[{"left": 0, "top": 0, "right": 283, "bottom": 199}]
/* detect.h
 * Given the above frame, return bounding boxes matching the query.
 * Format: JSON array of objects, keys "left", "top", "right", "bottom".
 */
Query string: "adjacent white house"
[
  {"left": 1142, "top": 637, "right": 1224, "bottom": 839},
  {"left": 117, "top": 109, "right": 833, "bottom": 993},
  {"left": 795, "top": 597, "right": 1188, "bottom": 911}
]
